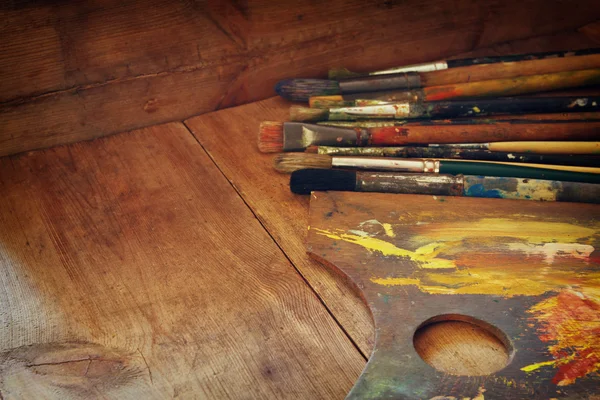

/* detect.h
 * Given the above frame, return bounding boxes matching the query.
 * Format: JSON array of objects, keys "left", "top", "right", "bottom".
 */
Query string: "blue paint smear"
[{"left": 464, "top": 184, "right": 505, "bottom": 199}]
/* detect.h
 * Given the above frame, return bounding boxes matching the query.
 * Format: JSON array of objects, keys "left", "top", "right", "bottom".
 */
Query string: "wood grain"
[
  {"left": 0, "top": 122, "right": 365, "bottom": 398},
  {"left": 2, "top": 1, "right": 600, "bottom": 156},
  {"left": 185, "top": 97, "right": 376, "bottom": 357}
]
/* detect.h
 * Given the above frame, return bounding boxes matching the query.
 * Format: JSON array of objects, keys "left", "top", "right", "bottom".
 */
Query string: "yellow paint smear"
[
  {"left": 313, "top": 228, "right": 456, "bottom": 269},
  {"left": 382, "top": 223, "right": 395, "bottom": 238},
  {"left": 415, "top": 218, "right": 596, "bottom": 244},
  {"left": 521, "top": 360, "right": 556, "bottom": 372}
]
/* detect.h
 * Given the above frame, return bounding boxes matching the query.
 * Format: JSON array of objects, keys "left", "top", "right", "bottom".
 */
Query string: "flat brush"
[
  {"left": 309, "top": 68, "right": 600, "bottom": 107},
  {"left": 290, "top": 96, "right": 600, "bottom": 122},
  {"left": 273, "top": 154, "right": 600, "bottom": 183},
  {"left": 276, "top": 55, "right": 600, "bottom": 101},
  {"left": 258, "top": 119, "right": 600, "bottom": 152},
  {"left": 328, "top": 48, "right": 600, "bottom": 79},
  {"left": 290, "top": 169, "right": 600, "bottom": 204},
  {"left": 312, "top": 146, "right": 600, "bottom": 167}
]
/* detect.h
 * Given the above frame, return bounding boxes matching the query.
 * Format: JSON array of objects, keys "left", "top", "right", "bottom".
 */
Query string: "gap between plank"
[{"left": 181, "top": 121, "right": 369, "bottom": 362}]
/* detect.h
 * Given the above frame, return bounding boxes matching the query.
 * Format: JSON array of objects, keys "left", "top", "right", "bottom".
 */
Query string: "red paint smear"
[
  {"left": 531, "top": 290, "right": 600, "bottom": 386},
  {"left": 424, "top": 86, "right": 463, "bottom": 101},
  {"left": 552, "top": 349, "right": 600, "bottom": 386}
]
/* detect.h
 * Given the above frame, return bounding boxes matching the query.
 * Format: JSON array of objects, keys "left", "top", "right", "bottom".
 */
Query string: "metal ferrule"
[
  {"left": 368, "top": 61, "right": 449, "bottom": 76},
  {"left": 331, "top": 157, "right": 440, "bottom": 173},
  {"left": 283, "top": 122, "right": 365, "bottom": 151},
  {"left": 330, "top": 103, "right": 412, "bottom": 119},
  {"left": 355, "top": 172, "right": 463, "bottom": 196},
  {"left": 344, "top": 89, "right": 424, "bottom": 103},
  {"left": 338, "top": 72, "right": 422, "bottom": 93}
]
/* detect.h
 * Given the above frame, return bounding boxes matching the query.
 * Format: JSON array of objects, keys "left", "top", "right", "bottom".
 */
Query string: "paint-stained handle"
[
  {"left": 338, "top": 72, "right": 422, "bottom": 93},
  {"left": 367, "top": 121, "right": 600, "bottom": 145},
  {"left": 423, "top": 69, "right": 600, "bottom": 101},
  {"left": 355, "top": 172, "right": 463, "bottom": 195},
  {"left": 463, "top": 176, "right": 600, "bottom": 203},
  {"left": 440, "top": 161, "right": 600, "bottom": 184}
]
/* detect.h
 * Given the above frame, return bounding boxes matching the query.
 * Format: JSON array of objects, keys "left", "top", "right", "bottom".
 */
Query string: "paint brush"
[
  {"left": 273, "top": 154, "right": 600, "bottom": 183},
  {"left": 308, "top": 68, "right": 600, "bottom": 107},
  {"left": 289, "top": 169, "right": 600, "bottom": 204},
  {"left": 328, "top": 48, "right": 600, "bottom": 79},
  {"left": 311, "top": 146, "right": 600, "bottom": 167},
  {"left": 276, "top": 56, "right": 600, "bottom": 101},
  {"left": 290, "top": 96, "right": 600, "bottom": 122},
  {"left": 258, "top": 119, "right": 600, "bottom": 152},
  {"left": 315, "top": 111, "right": 600, "bottom": 127}
]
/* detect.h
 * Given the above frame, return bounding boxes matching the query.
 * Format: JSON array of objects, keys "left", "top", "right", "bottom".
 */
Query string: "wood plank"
[
  {"left": 185, "top": 98, "right": 376, "bottom": 357},
  {"left": 0, "top": 62, "right": 245, "bottom": 157},
  {"left": 307, "top": 191, "right": 600, "bottom": 399},
  {"left": 3, "top": 1, "right": 600, "bottom": 156},
  {"left": 0, "top": 122, "right": 365, "bottom": 398}
]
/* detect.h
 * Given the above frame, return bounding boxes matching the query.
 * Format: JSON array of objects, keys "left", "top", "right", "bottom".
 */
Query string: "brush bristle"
[
  {"left": 258, "top": 122, "right": 284, "bottom": 153},
  {"left": 328, "top": 68, "right": 361, "bottom": 80},
  {"left": 274, "top": 79, "right": 340, "bottom": 102},
  {"left": 289, "top": 106, "right": 329, "bottom": 122},
  {"left": 290, "top": 169, "right": 357, "bottom": 194},
  {"left": 273, "top": 153, "right": 333, "bottom": 173}
]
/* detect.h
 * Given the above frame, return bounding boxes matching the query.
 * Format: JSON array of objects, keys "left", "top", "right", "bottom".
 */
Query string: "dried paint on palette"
[
  {"left": 311, "top": 215, "right": 600, "bottom": 386},
  {"left": 312, "top": 217, "right": 599, "bottom": 297},
  {"left": 522, "top": 289, "right": 600, "bottom": 386}
]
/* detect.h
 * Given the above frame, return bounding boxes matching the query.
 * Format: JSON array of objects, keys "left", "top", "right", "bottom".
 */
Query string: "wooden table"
[{"left": 4, "top": 95, "right": 590, "bottom": 398}]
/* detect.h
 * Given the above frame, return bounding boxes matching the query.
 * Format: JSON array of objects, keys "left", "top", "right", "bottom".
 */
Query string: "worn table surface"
[{"left": 0, "top": 123, "right": 365, "bottom": 398}]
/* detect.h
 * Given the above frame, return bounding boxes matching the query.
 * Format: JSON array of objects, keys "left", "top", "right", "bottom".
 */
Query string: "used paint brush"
[
  {"left": 290, "top": 96, "right": 600, "bottom": 122},
  {"left": 308, "top": 68, "right": 600, "bottom": 107},
  {"left": 276, "top": 56, "right": 600, "bottom": 101},
  {"left": 258, "top": 120, "right": 600, "bottom": 152},
  {"left": 328, "top": 48, "right": 600, "bottom": 79},
  {"left": 290, "top": 169, "right": 600, "bottom": 204},
  {"left": 310, "top": 146, "right": 600, "bottom": 167},
  {"left": 316, "top": 111, "right": 600, "bottom": 127},
  {"left": 273, "top": 154, "right": 600, "bottom": 183}
]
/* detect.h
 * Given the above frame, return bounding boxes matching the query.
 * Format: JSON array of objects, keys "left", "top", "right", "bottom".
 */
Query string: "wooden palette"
[{"left": 307, "top": 192, "right": 600, "bottom": 399}]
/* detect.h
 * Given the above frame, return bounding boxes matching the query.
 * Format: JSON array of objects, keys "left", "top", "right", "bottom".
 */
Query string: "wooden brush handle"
[
  {"left": 439, "top": 161, "right": 600, "bottom": 184},
  {"left": 423, "top": 69, "right": 600, "bottom": 101},
  {"left": 368, "top": 121, "right": 600, "bottom": 145},
  {"left": 488, "top": 141, "right": 600, "bottom": 154},
  {"left": 422, "top": 54, "right": 600, "bottom": 86}
]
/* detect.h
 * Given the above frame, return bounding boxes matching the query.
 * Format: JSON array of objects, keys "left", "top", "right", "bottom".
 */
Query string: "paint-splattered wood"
[
  {"left": 2, "top": 2, "right": 600, "bottom": 157},
  {"left": 0, "top": 123, "right": 365, "bottom": 399},
  {"left": 307, "top": 192, "right": 600, "bottom": 399},
  {"left": 184, "top": 97, "right": 376, "bottom": 357}
]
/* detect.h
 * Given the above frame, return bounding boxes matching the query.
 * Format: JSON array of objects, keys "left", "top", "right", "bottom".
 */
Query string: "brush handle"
[
  {"left": 336, "top": 56, "right": 600, "bottom": 94},
  {"left": 329, "top": 48, "right": 600, "bottom": 79},
  {"left": 338, "top": 72, "right": 422, "bottom": 93},
  {"left": 318, "top": 146, "right": 600, "bottom": 167},
  {"left": 422, "top": 69, "right": 600, "bottom": 101},
  {"left": 352, "top": 171, "right": 600, "bottom": 203},
  {"left": 367, "top": 121, "right": 600, "bottom": 145},
  {"left": 430, "top": 141, "right": 600, "bottom": 154},
  {"left": 329, "top": 157, "right": 600, "bottom": 183},
  {"left": 439, "top": 161, "right": 600, "bottom": 184},
  {"left": 461, "top": 176, "right": 600, "bottom": 203},
  {"left": 295, "top": 121, "right": 600, "bottom": 149},
  {"left": 324, "top": 97, "right": 600, "bottom": 121},
  {"left": 447, "top": 48, "right": 600, "bottom": 68},
  {"left": 487, "top": 141, "right": 600, "bottom": 154}
]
